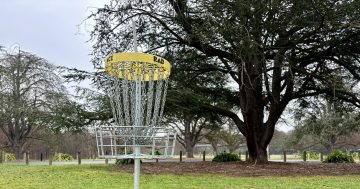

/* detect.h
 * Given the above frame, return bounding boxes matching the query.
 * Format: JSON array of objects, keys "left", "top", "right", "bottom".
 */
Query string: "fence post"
[
  {"left": 303, "top": 151, "right": 307, "bottom": 162},
  {"left": 283, "top": 151, "right": 287, "bottom": 163},
  {"left": 320, "top": 153, "right": 323, "bottom": 162},
  {"left": 77, "top": 151, "right": 81, "bottom": 165},
  {"left": 202, "top": 151, "right": 206, "bottom": 162},
  {"left": 105, "top": 158, "right": 109, "bottom": 164},
  {"left": 245, "top": 151, "right": 249, "bottom": 161},
  {"left": 26, "top": 151, "right": 30, "bottom": 165},
  {"left": 0, "top": 151, "right": 3, "bottom": 164},
  {"left": 49, "top": 150, "right": 53, "bottom": 165},
  {"left": 239, "top": 152, "right": 242, "bottom": 161},
  {"left": 268, "top": 152, "right": 270, "bottom": 160},
  {"left": 179, "top": 151, "right": 183, "bottom": 162}
]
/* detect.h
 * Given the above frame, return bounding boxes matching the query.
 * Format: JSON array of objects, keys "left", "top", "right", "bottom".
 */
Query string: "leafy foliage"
[
  {"left": 205, "top": 119, "right": 245, "bottom": 154},
  {"left": 49, "top": 100, "right": 90, "bottom": 133},
  {"left": 291, "top": 102, "right": 360, "bottom": 152},
  {"left": 6, "top": 153, "right": 16, "bottom": 161},
  {"left": 115, "top": 158, "right": 142, "bottom": 165},
  {"left": 53, "top": 153, "right": 74, "bottom": 161},
  {"left": 114, "top": 150, "right": 144, "bottom": 165},
  {"left": 324, "top": 150, "right": 354, "bottom": 163},
  {"left": 162, "top": 49, "right": 238, "bottom": 158},
  {"left": 301, "top": 151, "right": 319, "bottom": 160},
  {"left": 150, "top": 150, "right": 161, "bottom": 156},
  {"left": 350, "top": 152, "right": 360, "bottom": 159},
  {"left": 308, "top": 152, "right": 320, "bottom": 160},
  {"left": 212, "top": 152, "right": 240, "bottom": 162}
]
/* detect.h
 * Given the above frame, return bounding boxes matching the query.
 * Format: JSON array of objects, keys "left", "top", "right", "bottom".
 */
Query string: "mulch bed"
[{"left": 111, "top": 161, "right": 360, "bottom": 177}]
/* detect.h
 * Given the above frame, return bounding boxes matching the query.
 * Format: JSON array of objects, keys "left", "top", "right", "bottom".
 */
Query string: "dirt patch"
[{"left": 111, "top": 161, "right": 360, "bottom": 177}]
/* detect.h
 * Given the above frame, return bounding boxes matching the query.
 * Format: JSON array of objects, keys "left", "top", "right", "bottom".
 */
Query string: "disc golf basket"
[{"left": 95, "top": 52, "right": 176, "bottom": 189}]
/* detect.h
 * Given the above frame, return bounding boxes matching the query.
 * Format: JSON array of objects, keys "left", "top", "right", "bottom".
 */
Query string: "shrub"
[
  {"left": 123, "top": 150, "right": 133, "bottom": 154},
  {"left": 115, "top": 158, "right": 142, "bottom": 165},
  {"left": 301, "top": 151, "right": 319, "bottom": 160},
  {"left": 350, "top": 152, "right": 360, "bottom": 159},
  {"left": 148, "top": 150, "right": 161, "bottom": 156},
  {"left": 6, "top": 153, "right": 16, "bottom": 161},
  {"left": 53, "top": 153, "right": 74, "bottom": 161},
  {"left": 212, "top": 152, "right": 240, "bottom": 162},
  {"left": 309, "top": 151, "right": 320, "bottom": 159},
  {"left": 114, "top": 150, "right": 145, "bottom": 165},
  {"left": 324, "top": 150, "right": 354, "bottom": 163}
]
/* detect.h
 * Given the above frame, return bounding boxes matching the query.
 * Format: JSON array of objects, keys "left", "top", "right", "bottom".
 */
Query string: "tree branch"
[{"left": 201, "top": 104, "right": 247, "bottom": 137}]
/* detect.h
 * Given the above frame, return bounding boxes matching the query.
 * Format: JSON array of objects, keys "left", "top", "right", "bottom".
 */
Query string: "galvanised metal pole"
[
  {"left": 134, "top": 146, "right": 141, "bottom": 189},
  {"left": 133, "top": 19, "right": 141, "bottom": 189}
]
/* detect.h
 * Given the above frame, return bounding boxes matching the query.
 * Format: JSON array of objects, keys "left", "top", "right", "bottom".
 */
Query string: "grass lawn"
[{"left": 0, "top": 164, "right": 359, "bottom": 189}]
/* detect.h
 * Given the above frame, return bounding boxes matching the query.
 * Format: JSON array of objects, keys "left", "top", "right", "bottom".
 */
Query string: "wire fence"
[{"left": 1, "top": 150, "right": 360, "bottom": 164}]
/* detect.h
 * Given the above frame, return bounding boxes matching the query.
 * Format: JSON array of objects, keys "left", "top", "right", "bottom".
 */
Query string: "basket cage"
[
  {"left": 97, "top": 56, "right": 176, "bottom": 159},
  {"left": 96, "top": 126, "right": 177, "bottom": 159}
]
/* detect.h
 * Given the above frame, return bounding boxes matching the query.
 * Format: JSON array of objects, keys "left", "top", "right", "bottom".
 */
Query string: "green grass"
[{"left": 0, "top": 164, "right": 359, "bottom": 189}]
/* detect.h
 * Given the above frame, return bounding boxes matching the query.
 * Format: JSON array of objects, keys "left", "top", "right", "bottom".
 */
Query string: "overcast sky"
[{"left": 0, "top": 0, "right": 107, "bottom": 71}]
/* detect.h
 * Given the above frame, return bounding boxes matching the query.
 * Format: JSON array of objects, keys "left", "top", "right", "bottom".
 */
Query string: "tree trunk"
[
  {"left": 184, "top": 117, "right": 194, "bottom": 158},
  {"left": 185, "top": 143, "right": 194, "bottom": 158},
  {"left": 212, "top": 144, "right": 218, "bottom": 155},
  {"left": 240, "top": 87, "right": 271, "bottom": 162},
  {"left": 238, "top": 56, "right": 275, "bottom": 163},
  {"left": 329, "top": 135, "right": 337, "bottom": 152},
  {"left": 10, "top": 141, "right": 23, "bottom": 160},
  {"left": 184, "top": 128, "right": 194, "bottom": 158},
  {"left": 242, "top": 113, "right": 278, "bottom": 163},
  {"left": 254, "top": 146, "right": 268, "bottom": 162},
  {"left": 243, "top": 139, "right": 270, "bottom": 162},
  {"left": 324, "top": 144, "right": 332, "bottom": 154},
  {"left": 245, "top": 132, "right": 269, "bottom": 163}
]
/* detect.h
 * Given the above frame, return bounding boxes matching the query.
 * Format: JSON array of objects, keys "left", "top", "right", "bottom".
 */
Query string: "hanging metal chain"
[
  {"left": 151, "top": 70, "right": 165, "bottom": 127},
  {"left": 145, "top": 66, "right": 155, "bottom": 126},
  {"left": 106, "top": 61, "right": 170, "bottom": 145},
  {"left": 158, "top": 78, "right": 169, "bottom": 126},
  {"left": 122, "top": 64, "right": 130, "bottom": 126}
]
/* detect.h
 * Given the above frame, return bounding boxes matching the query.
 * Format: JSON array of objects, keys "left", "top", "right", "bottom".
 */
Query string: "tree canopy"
[
  {"left": 291, "top": 101, "right": 360, "bottom": 152},
  {"left": 0, "top": 48, "right": 85, "bottom": 158},
  {"left": 89, "top": 0, "right": 360, "bottom": 162}
]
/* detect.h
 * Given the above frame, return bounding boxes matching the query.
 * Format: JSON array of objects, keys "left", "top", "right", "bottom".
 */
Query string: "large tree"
[
  {"left": 291, "top": 101, "right": 360, "bottom": 153},
  {"left": 164, "top": 49, "right": 235, "bottom": 158},
  {"left": 0, "top": 49, "right": 72, "bottom": 158},
  {"left": 89, "top": 0, "right": 360, "bottom": 162}
]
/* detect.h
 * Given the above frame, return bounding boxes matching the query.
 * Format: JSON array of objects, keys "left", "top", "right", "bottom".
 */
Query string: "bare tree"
[
  {"left": 203, "top": 119, "right": 245, "bottom": 154},
  {"left": 168, "top": 113, "right": 219, "bottom": 158},
  {"left": 0, "top": 49, "right": 67, "bottom": 159},
  {"left": 292, "top": 102, "right": 360, "bottom": 153},
  {"left": 218, "top": 120, "right": 245, "bottom": 153}
]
